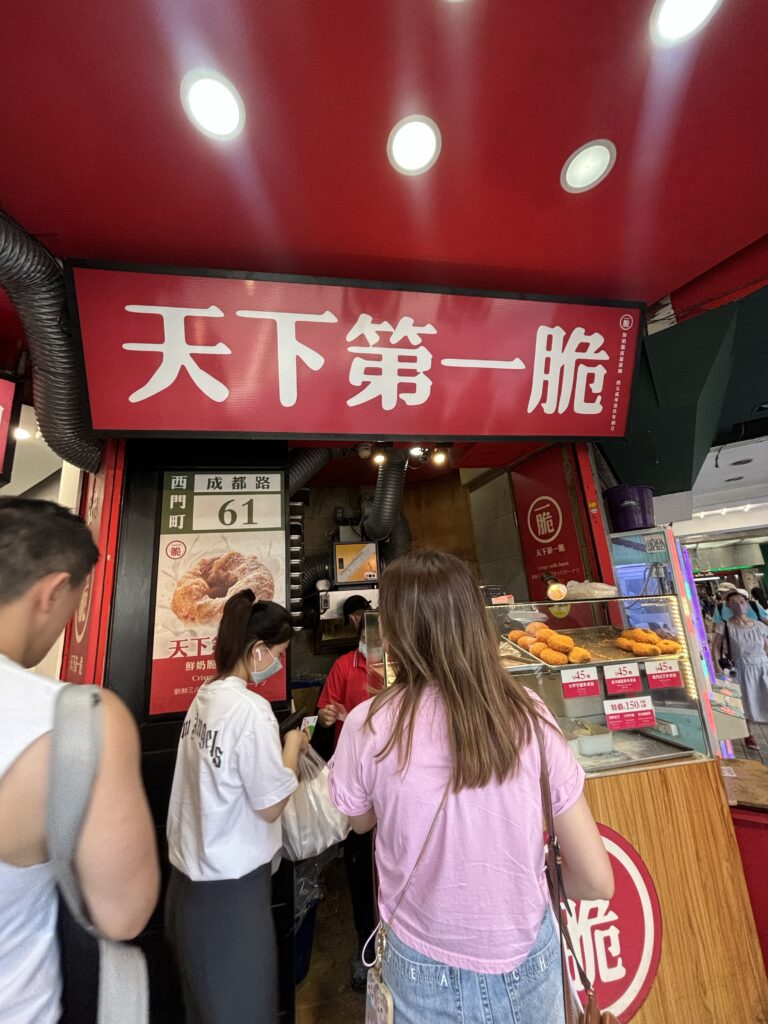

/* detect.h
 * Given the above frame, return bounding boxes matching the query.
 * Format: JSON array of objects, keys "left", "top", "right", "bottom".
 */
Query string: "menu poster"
[{"left": 148, "top": 471, "right": 287, "bottom": 715}]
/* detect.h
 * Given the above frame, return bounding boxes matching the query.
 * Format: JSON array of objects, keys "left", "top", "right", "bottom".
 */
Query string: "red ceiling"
[
  {"left": 295, "top": 440, "right": 548, "bottom": 486},
  {"left": 2, "top": 0, "right": 768, "bottom": 372}
]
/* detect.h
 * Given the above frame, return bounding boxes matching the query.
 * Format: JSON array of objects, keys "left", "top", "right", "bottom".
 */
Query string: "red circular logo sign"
[
  {"left": 566, "top": 824, "right": 662, "bottom": 1021},
  {"left": 527, "top": 495, "right": 563, "bottom": 543},
  {"left": 165, "top": 540, "right": 188, "bottom": 560}
]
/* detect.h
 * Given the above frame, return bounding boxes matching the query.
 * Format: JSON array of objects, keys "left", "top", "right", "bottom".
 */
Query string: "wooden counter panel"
[{"left": 585, "top": 759, "right": 768, "bottom": 1023}]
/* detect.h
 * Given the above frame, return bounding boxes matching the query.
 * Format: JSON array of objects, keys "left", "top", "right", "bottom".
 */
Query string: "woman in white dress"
[{"left": 714, "top": 591, "right": 768, "bottom": 750}]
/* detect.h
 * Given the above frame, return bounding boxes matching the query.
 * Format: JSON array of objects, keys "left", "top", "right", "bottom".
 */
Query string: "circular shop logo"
[
  {"left": 74, "top": 571, "right": 94, "bottom": 644},
  {"left": 527, "top": 495, "right": 563, "bottom": 544},
  {"left": 619, "top": 314, "right": 634, "bottom": 331},
  {"left": 566, "top": 824, "right": 662, "bottom": 1021},
  {"left": 166, "top": 540, "right": 188, "bottom": 560}
]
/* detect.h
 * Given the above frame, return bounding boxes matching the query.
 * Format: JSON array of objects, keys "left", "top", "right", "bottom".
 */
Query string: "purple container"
[{"left": 604, "top": 485, "right": 655, "bottom": 533}]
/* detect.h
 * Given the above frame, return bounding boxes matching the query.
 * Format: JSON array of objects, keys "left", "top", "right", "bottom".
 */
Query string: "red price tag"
[
  {"left": 604, "top": 662, "right": 643, "bottom": 695},
  {"left": 561, "top": 666, "right": 600, "bottom": 699},
  {"left": 645, "top": 659, "right": 683, "bottom": 690},
  {"left": 603, "top": 695, "right": 656, "bottom": 731}
]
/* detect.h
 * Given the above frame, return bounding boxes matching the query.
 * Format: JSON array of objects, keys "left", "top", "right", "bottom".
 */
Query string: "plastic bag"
[
  {"left": 294, "top": 845, "right": 342, "bottom": 925},
  {"left": 282, "top": 747, "right": 350, "bottom": 862}
]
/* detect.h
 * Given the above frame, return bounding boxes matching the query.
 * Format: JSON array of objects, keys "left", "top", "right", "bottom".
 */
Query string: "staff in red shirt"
[
  {"left": 317, "top": 595, "right": 373, "bottom": 741},
  {"left": 317, "top": 594, "right": 378, "bottom": 990}
]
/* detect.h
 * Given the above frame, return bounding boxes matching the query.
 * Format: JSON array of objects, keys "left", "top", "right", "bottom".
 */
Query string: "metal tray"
[
  {"left": 498, "top": 635, "right": 539, "bottom": 669},
  {"left": 573, "top": 729, "right": 697, "bottom": 774},
  {"left": 502, "top": 625, "right": 684, "bottom": 671}
]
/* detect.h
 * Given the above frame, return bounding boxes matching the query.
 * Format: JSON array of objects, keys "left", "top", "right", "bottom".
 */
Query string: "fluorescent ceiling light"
[
  {"left": 181, "top": 69, "right": 245, "bottom": 140},
  {"left": 651, "top": 0, "right": 722, "bottom": 46},
  {"left": 388, "top": 116, "right": 441, "bottom": 175},
  {"left": 561, "top": 140, "right": 617, "bottom": 193}
]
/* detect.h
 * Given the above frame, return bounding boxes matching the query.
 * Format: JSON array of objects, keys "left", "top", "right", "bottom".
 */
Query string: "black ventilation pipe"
[
  {"left": 288, "top": 447, "right": 332, "bottom": 496},
  {"left": 0, "top": 211, "right": 102, "bottom": 472},
  {"left": 381, "top": 513, "right": 412, "bottom": 563},
  {"left": 363, "top": 450, "right": 408, "bottom": 541},
  {"left": 301, "top": 553, "right": 332, "bottom": 596}
]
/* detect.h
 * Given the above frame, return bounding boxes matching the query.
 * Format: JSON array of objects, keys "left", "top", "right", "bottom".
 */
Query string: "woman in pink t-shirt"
[{"left": 329, "top": 549, "right": 613, "bottom": 1024}]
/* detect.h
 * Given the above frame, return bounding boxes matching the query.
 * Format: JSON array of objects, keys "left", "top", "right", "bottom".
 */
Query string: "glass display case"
[{"left": 364, "top": 594, "right": 717, "bottom": 775}]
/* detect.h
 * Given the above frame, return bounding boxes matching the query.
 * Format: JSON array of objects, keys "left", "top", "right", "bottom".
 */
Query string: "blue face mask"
[
  {"left": 249, "top": 646, "right": 282, "bottom": 686},
  {"left": 358, "top": 640, "right": 368, "bottom": 661}
]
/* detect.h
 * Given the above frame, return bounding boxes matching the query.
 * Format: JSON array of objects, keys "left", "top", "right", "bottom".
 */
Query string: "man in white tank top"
[{"left": 0, "top": 497, "right": 159, "bottom": 1024}]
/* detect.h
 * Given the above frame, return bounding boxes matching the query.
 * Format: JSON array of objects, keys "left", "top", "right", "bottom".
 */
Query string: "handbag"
[
  {"left": 533, "top": 718, "right": 619, "bottom": 1024},
  {"left": 48, "top": 684, "right": 150, "bottom": 1024},
  {"left": 718, "top": 623, "right": 735, "bottom": 672},
  {"left": 282, "top": 746, "right": 351, "bottom": 861},
  {"left": 365, "top": 782, "right": 451, "bottom": 1024}
]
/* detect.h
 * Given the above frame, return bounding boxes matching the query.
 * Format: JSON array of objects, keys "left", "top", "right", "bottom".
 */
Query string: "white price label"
[
  {"left": 192, "top": 492, "right": 283, "bottom": 532},
  {"left": 604, "top": 695, "right": 657, "bottom": 731},
  {"left": 562, "top": 666, "right": 599, "bottom": 685}
]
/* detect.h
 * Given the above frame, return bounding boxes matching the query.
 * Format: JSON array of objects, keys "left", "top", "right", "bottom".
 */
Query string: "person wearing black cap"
[{"left": 317, "top": 593, "right": 377, "bottom": 991}]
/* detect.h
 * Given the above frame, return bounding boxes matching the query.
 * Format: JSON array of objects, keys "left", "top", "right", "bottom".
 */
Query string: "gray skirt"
[{"left": 165, "top": 864, "right": 277, "bottom": 1024}]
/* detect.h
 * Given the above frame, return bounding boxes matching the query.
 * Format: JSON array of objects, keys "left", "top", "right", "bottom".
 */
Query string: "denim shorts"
[{"left": 381, "top": 911, "right": 565, "bottom": 1024}]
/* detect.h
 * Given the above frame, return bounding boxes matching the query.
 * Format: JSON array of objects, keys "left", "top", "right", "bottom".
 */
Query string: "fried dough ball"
[
  {"left": 530, "top": 641, "right": 548, "bottom": 656},
  {"left": 546, "top": 634, "right": 575, "bottom": 654},
  {"left": 568, "top": 647, "right": 592, "bottom": 664},
  {"left": 623, "top": 628, "right": 660, "bottom": 646},
  {"left": 517, "top": 635, "right": 537, "bottom": 649},
  {"left": 539, "top": 648, "right": 569, "bottom": 666},
  {"left": 657, "top": 639, "right": 682, "bottom": 655},
  {"left": 615, "top": 638, "right": 635, "bottom": 653},
  {"left": 537, "top": 629, "right": 559, "bottom": 644},
  {"left": 630, "top": 642, "right": 661, "bottom": 657},
  {"left": 526, "top": 621, "right": 549, "bottom": 636},
  {"left": 507, "top": 629, "right": 526, "bottom": 642}
]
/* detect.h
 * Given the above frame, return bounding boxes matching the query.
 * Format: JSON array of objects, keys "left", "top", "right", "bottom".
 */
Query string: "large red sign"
[
  {"left": 566, "top": 824, "right": 662, "bottom": 1021},
  {"left": 0, "top": 375, "right": 20, "bottom": 484},
  {"left": 68, "top": 265, "right": 640, "bottom": 439},
  {"left": 510, "top": 445, "right": 587, "bottom": 601},
  {"left": 61, "top": 441, "right": 124, "bottom": 685}
]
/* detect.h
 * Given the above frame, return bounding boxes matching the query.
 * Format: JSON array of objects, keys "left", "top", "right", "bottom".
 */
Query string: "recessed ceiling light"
[
  {"left": 181, "top": 69, "right": 245, "bottom": 140},
  {"left": 13, "top": 427, "right": 30, "bottom": 441},
  {"left": 651, "top": 0, "right": 722, "bottom": 46},
  {"left": 731, "top": 459, "right": 753, "bottom": 466},
  {"left": 560, "top": 140, "right": 617, "bottom": 193},
  {"left": 725, "top": 477, "right": 744, "bottom": 483},
  {"left": 388, "top": 116, "right": 441, "bottom": 175}
]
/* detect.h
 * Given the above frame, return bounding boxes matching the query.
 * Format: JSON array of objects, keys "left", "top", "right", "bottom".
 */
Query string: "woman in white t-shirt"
[{"left": 166, "top": 591, "right": 307, "bottom": 1024}]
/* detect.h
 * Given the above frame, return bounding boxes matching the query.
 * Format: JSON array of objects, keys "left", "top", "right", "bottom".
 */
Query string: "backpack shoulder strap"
[{"left": 47, "top": 684, "right": 103, "bottom": 935}]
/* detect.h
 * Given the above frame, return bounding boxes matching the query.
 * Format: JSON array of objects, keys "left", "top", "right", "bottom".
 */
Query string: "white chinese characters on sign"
[
  {"left": 121, "top": 304, "right": 613, "bottom": 418},
  {"left": 123, "top": 305, "right": 230, "bottom": 404},
  {"left": 235, "top": 309, "right": 337, "bottom": 407},
  {"left": 527, "top": 326, "right": 609, "bottom": 416},
  {"left": 346, "top": 314, "right": 435, "bottom": 410},
  {"left": 566, "top": 900, "right": 627, "bottom": 992}
]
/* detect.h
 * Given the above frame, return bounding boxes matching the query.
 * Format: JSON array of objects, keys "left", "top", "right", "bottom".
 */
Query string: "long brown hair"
[{"left": 366, "top": 548, "right": 543, "bottom": 791}]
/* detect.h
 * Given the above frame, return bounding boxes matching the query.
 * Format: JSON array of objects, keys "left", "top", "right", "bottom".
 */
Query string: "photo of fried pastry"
[{"left": 171, "top": 550, "right": 275, "bottom": 625}]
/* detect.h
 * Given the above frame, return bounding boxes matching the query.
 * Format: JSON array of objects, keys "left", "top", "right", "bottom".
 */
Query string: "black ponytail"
[{"left": 215, "top": 591, "right": 295, "bottom": 675}]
